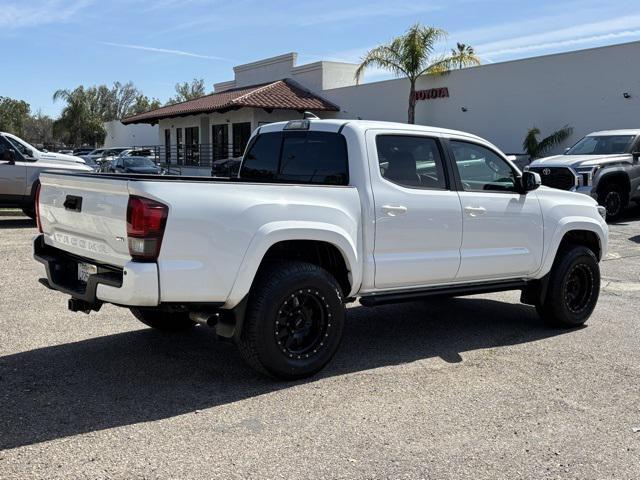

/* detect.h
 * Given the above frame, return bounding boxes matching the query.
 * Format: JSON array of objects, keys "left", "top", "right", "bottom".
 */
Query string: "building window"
[
  {"left": 212, "top": 124, "right": 229, "bottom": 160},
  {"left": 232, "top": 122, "right": 251, "bottom": 158},
  {"left": 185, "top": 126, "right": 199, "bottom": 165},
  {"left": 176, "top": 128, "right": 183, "bottom": 164},
  {"left": 164, "top": 129, "right": 171, "bottom": 162}
]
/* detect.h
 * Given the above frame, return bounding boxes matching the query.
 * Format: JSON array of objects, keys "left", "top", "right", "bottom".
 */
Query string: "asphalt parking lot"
[{"left": 1, "top": 207, "right": 639, "bottom": 479}]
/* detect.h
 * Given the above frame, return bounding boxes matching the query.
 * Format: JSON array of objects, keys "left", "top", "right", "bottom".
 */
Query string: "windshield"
[
  {"left": 124, "top": 157, "right": 156, "bottom": 168},
  {"left": 5, "top": 136, "right": 37, "bottom": 156},
  {"left": 566, "top": 135, "right": 636, "bottom": 155}
]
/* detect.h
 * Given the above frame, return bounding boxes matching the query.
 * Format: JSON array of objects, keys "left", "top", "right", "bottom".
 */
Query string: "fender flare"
[
  {"left": 596, "top": 170, "right": 631, "bottom": 195},
  {"left": 224, "top": 221, "right": 360, "bottom": 308},
  {"left": 537, "top": 217, "right": 607, "bottom": 277}
]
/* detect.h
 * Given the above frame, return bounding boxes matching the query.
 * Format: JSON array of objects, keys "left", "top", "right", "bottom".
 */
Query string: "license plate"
[{"left": 77, "top": 262, "right": 97, "bottom": 283}]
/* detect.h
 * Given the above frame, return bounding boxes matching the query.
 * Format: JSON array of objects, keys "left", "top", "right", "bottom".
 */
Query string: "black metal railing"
[{"left": 126, "top": 144, "right": 237, "bottom": 168}]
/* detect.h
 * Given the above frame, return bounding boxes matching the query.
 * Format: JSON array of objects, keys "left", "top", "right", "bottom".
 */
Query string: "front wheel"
[
  {"left": 535, "top": 245, "right": 600, "bottom": 328},
  {"left": 236, "top": 261, "right": 345, "bottom": 380},
  {"left": 598, "top": 182, "right": 627, "bottom": 221},
  {"left": 130, "top": 308, "right": 196, "bottom": 332}
]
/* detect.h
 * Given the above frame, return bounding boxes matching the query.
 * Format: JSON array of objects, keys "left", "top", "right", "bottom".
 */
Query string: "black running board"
[{"left": 359, "top": 280, "right": 529, "bottom": 307}]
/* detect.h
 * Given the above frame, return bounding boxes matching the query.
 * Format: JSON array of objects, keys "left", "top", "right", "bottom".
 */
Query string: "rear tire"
[
  {"left": 236, "top": 261, "right": 345, "bottom": 380},
  {"left": 598, "top": 182, "right": 627, "bottom": 221},
  {"left": 535, "top": 245, "right": 600, "bottom": 328},
  {"left": 130, "top": 308, "right": 196, "bottom": 332}
]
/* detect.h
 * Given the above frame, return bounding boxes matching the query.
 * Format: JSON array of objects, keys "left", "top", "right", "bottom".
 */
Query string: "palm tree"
[
  {"left": 522, "top": 125, "right": 574, "bottom": 159},
  {"left": 355, "top": 24, "right": 478, "bottom": 124},
  {"left": 451, "top": 42, "right": 481, "bottom": 69},
  {"left": 53, "top": 87, "right": 105, "bottom": 146}
]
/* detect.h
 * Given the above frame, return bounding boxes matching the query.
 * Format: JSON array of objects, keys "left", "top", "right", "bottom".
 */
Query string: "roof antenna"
[{"left": 303, "top": 111, "right": 319, "bottom": 120}]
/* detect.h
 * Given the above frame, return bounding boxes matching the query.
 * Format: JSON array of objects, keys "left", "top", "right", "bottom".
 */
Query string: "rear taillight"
[
  {"left": 35, "top": 183, "right": 42, "bottom": 233},
  {"left": 126, "top": 195, "right": 168, "bottom": 261}
]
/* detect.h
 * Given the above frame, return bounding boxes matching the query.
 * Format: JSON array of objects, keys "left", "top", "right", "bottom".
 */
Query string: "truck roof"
[
  {"left": 259, "top": 119, "right": 485, "bottom": 142},
  {"left": 587, "top": 129, "right": 640, "bottom": 136}
]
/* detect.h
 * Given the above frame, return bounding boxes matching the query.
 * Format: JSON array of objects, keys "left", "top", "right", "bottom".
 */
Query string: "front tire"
[
  {"left": 236, "top": 261, "right": 345, "bottom": 380},
  {"left": 535, "top": 245, "right": 600, "bottom": 328},
  {"left": 130, "top": 308, "right": 196, "bottom": 332},
  {"left": 598, "top": 182, "right": 627, "bottom": 221}
]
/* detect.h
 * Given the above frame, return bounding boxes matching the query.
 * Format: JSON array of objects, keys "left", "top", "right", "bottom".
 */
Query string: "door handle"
[
  {"left": 464, "top": 206, "right": 487, "bottom": 217},
  {"left": 382, "top": 205, "right": 408, "bottom": 216}
]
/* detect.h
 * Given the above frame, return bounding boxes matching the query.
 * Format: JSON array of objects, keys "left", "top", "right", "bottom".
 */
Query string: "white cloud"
[
  {"left": 0, "top": 0, "right": 93, "bottom": 29},
  {"left": 480, "top": 30, "right": 640, "bottom": 57},
  {"left": 296, "top": 2, "right": 444, "bottom": 26},
  {"left": 473, "top": 14, "right": 640, "bottom": 58},
  {"left": 99, "top": 41, "right": 230, "bottom": 61}
]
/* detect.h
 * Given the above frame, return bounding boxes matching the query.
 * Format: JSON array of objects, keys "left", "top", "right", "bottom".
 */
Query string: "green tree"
[
  {"left": 523, "top": 125, "right": 574, "bottom": 159},
  {"left": 355, "top": 24, "right": 476, "bottom": 124},
  {"left": 131, "top": 94, "right": 162, "bottom": 115},
  {"left": 0, "top": 96, "right": 31, "bottom": 137},
  {"left": 53, "top": 87, "right": 105, "bottom": 146},
  {"left": 167, "top": 78, "right": 206, "bottom": 105},
  {"left": 450, "top": 42, "right": 481, "bottom": 69},
  {"left": 24, "top": 110, "right": 54, "bottom": 145}
]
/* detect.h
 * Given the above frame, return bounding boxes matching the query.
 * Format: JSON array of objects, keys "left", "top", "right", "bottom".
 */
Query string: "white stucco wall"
[
  {"left": 324, "top": 41, "right": 640, "bottom": 154},
  {"left": 103, "top": 120, "right": 159, "bottom": 147}
]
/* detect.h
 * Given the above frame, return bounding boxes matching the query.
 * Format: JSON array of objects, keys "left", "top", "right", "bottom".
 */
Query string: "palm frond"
[
  {"left": 522, "top": 127, "right": 541, "bottom": 157},
  {"left": 354, "top": 45, "right": 408, "bottom": 83},
  {"left": 536, "top": 125, "right": 574, "bottom": 157}
]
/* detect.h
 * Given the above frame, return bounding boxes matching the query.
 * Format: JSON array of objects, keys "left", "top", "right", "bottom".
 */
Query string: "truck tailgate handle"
[{"left": 63, "top": 195, "right": 83, "bottom": 212}]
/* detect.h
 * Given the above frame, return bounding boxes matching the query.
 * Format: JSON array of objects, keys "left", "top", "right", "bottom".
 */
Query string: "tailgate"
[{"left": 38, "top": 172, "right": 132, "bottom": 267}]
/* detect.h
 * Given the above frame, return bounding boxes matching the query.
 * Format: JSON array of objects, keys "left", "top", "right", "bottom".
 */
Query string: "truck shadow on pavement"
[
  {"left": 0, "top": 297, "right": 570, "bottom": 450},
  {"left": 0, "top": 217, "right": 35, "bottom": 229}
]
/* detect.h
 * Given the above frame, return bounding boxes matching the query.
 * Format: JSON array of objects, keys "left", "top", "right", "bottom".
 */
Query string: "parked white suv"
[
  {"left": 34, "top": 120, "right": 608, "bottom": 379},
  {"left": 0, "top": 132, "right": 93, "bottom": 218}
]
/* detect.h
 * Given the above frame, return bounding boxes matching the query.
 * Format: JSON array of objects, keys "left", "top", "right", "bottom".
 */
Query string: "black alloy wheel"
[
  {"left": 535, "top": 245, "right": 600, "bottom": 327},
  {"left": 236, "top": 261, "right": 345, "bottom": 380}
]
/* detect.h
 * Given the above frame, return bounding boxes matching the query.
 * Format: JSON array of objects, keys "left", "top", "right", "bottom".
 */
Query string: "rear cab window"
[{"left": 240, "top": 131, "right": 348, "bottom": 185}]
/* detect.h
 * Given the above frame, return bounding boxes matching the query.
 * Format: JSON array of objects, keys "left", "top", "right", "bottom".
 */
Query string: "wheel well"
[
  {"left": 259, "top": 240, "right": 351, "bottom": 295},
  {"left": 597, "top": 172, "right": 630, "bottom": 196},
  {"left": 558, "top": 230, "right": 601, "bottom": 260}
]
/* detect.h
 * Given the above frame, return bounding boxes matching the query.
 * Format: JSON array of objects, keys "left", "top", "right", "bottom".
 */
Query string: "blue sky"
[{"left": 3, "top": 0, "right": 640, "bottom": 117}]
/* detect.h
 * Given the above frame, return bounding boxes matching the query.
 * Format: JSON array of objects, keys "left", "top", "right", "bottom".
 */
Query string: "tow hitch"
[{"left": 68, "top": 298, "right": 102, "bottom": 314}]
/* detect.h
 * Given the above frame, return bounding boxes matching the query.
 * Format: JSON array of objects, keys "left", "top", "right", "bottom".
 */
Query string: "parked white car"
[
  {"left": 0, "top": 132, "right": 93, "bottom": 218},
  {"left": 34, "top": 119, "right": 608, "bottom": 379}
]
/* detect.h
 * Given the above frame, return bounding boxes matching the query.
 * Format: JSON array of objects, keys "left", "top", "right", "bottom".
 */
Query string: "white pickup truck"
[{"left": 34, "top": 119, "right": 609, "bottom": 379}]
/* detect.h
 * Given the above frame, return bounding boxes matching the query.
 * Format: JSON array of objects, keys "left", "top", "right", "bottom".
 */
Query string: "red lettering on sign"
[{"left": 415, "top": 87, "right": 449, "bottom": 101}]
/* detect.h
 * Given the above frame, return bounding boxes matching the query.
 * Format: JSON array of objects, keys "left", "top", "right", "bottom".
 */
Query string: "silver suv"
[
  {"left": 0, "top": 132, "right": 94, "bottom": 218},
  {"left": 526, "top": 130, "right": 640, "bottom": 220}
]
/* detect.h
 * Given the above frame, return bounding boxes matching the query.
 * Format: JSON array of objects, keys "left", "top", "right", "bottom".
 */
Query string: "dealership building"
[{"left": 121, "top": 40, "right": 640, "bottom": 175}]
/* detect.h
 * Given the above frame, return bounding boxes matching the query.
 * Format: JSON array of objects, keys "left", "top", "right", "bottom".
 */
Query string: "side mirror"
[
  {"left": 633, "top": 151, "right": 640, "bottom": 163},
  {"left": 520, "top": 171, "right": 541, "bottom": 193},
  {"left": 2, "top": 148, "right": 17, "bottom": 164},
  {"left": 24, "top": 148, "right": 34, "bottom": 158}
]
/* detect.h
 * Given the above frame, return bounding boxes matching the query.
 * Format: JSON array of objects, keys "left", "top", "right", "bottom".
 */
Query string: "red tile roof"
[{"left": 121, "top": 79, "right": 339, "bottom": 124}]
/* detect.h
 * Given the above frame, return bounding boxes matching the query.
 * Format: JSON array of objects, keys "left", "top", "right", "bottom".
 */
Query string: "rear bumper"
[{"left": 34, "top": 235, "right": 159, "bottom": 307}]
